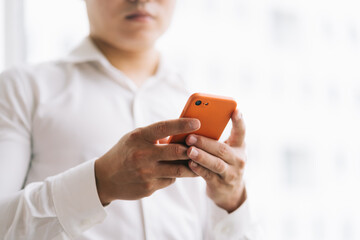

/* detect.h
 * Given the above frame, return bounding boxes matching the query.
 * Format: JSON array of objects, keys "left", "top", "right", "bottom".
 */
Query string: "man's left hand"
[{"left": 186, "top": 109, "right": 247, "bottom": 213}]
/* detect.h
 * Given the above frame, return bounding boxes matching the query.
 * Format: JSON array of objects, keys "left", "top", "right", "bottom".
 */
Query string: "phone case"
[{"left": 168, "top": 93, "right": 237, "bottom": 144}]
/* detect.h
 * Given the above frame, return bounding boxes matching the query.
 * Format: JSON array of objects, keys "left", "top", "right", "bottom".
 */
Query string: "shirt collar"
[
  {"left": 62, "top": 37, "right": 110, "bottom": 66},
  {"left": 61, "top": 36, "right": 184, "bottom": 91}
]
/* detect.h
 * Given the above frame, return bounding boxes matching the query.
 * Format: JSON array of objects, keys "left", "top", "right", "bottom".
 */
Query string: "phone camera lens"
[{"left": 195, "top": 100, "right": 202, "bottom": 106}]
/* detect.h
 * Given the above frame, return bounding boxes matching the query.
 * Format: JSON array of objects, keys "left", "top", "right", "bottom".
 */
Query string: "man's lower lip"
[{"left": 126, "top": 16, "right": 153, "bottom": 22}]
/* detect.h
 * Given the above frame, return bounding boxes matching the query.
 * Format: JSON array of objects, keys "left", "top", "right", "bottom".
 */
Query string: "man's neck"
[{"left": 91, "top": 36, "right": 160, "bottom": 88}]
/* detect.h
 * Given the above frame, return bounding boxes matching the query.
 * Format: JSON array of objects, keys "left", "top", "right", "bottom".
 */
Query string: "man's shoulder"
[
  {"left": 0, "top": 59, "right": 81, "bottom": 88},
  {"left": 1, "top": 59, "right": 64, "bottom": 77}
]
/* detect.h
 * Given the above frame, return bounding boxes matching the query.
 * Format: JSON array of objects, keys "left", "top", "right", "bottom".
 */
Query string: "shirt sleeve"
[
  {"left": 0, "top": 69, "right": 106, "bottom": 239},
  {"left": 207, "top": 194, "right": 264, "bottom": 240}
]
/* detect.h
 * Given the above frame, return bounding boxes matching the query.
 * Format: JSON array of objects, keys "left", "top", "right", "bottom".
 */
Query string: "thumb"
[{"left": 226, "top": 109, "right": 246, "bottom": 147}]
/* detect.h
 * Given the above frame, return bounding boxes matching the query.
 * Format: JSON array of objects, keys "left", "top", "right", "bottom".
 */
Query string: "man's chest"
[{"left": 27, "top": 71, "right": 188, "bottom": 182}]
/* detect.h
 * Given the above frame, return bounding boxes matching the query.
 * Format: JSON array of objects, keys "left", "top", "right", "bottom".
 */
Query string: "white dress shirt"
[{"left": 0, "top": 37, "right": 260, "bottom": 240}]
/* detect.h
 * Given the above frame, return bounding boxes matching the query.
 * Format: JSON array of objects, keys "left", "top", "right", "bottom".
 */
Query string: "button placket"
[{"left": 132, "top": 92, "right": 145, "bottom": 128}]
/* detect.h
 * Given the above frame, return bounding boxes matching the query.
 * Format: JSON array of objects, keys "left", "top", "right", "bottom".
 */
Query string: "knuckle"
[
  {"left": 204, "top": 170, "right": 213, "bottom": 181},
  {"left": 239, "top": 158, "right": 246, "bottom": 168},
  {"left": 217, "top": 143, "right": 229, "bottom": 158},
  {"left": 143, "top": 181, "right": 153, "bottom": 191},
  {"left": 214, "top": 159, "right": 226, "bottom": 173},
  {"left": 128, "top": 128, "right": 143, "bottom": 140},
  {"left": 130, "top": 150, "right": 146, "bottom": 162},
  {"left": 177, "top": 119, "right": 188, "bottom": 130},
  {"left": 175, "top": 166, "right": 184, "bottom": 177},
  {"left": 142, "top": 182, "right": 155, "bottom": 196},
  {"left": 183, "top": 120, "right": 193, "bottom": 131},
  {"left": 173, "top": 144, "right": 185, "bottom": 158},
  {"left": 226, "top": 171, "right": 237, "bottom": 182},
  {"left": 195, "top": 136, "right": 203, "bottom": 146},
  {"left": 155, "top": 121, "right": 168, "bottom": 135},
  {"left": 135, "top": 168, "right": 151, "bottom": 181},
  {"left": 236, "top": 153, "right": 246, "bottom": 168}
]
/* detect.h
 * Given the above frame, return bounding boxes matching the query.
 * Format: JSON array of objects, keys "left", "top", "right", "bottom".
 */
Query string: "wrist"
[
  {"left": 95, "top": 158, "right": 112, "bottom": 206},
  {"left": 219, "top": 184, "right": 247, "bottom": 213}
]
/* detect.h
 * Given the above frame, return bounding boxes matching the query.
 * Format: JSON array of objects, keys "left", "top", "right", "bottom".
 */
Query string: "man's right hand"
[{"left": 94, "top": 118, "right": 201, "bottom": 205}]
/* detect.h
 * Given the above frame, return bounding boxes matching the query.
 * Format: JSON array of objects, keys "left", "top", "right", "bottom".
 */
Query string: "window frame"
[{"left": 4, "top": 0, "right": 26, "bottom": 69}]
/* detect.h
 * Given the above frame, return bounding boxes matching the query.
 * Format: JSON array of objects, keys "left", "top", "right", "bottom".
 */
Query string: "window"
[
  {"left": 0, "top": 0, "right": 4, "bottom": 71},
  {"left": 24, "top": 0, "right": 89, "bottom": 64}
]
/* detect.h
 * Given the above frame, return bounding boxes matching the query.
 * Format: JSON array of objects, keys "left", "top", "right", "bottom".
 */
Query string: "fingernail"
[
  {"left": 190, "top": 161, "right": 198, "bottom": 168},
  {"left": 187, "top": 135, "right": 197, "bottom": 145},
  {"left": 190, "top": 119, "right": 201, "bottom": 130},
  {"left": 235, "top": 111, "right": 242, "bottom": 121},
  {"left": 189, "top": 148, "right": 198, "bottom": 158}
]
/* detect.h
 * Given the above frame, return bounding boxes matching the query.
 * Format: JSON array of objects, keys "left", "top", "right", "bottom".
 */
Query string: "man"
[{"left": 0, "top": 0, "right": 260, "bottom": 239}]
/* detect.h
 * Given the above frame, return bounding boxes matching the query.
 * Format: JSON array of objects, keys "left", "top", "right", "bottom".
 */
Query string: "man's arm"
[
  {"left": 0, "top": 70, "right": 63, "bottom": 239},
  {"left": 0, "top": 160, "right": 107, "bottom": 239},
  {"left": 0, "top": 70, "right": 107, "bottom": 239},
  {"left": 0, "top": 69, "right": 204, "bottom": 239}
]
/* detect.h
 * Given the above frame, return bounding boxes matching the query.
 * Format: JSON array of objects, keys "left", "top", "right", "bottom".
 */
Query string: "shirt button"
[
  {"left": 81, "top": 219, "right": 93, "bottom": 228},
  {"left": 221, "top": 225, "right": 232, "bottom": 234}
]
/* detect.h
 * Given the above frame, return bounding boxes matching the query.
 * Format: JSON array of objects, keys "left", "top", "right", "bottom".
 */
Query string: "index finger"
[{"left": 142, "top": 118, "right": 201, "bottom": 143}]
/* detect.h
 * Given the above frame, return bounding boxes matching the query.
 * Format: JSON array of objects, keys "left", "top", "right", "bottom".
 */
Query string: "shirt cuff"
[
  {"left": 50, "top": 159, "right": 107, "bottom": 238},
  {"left": 212, "top": 199, "right": 253, "bottom": 240}
]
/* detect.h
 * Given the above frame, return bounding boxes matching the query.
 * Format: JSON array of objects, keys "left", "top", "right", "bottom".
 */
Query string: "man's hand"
[
  {"left": 186, "top": 109, "right": 247, "bottom": 213},
  {"left": 95, "top": 118, "right": 200, "bottom": 206}
]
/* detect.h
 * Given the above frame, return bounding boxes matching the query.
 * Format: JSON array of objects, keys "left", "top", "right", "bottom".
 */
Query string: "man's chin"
[{"left": 115, "top": 36, "right": 158, "bottom": 52}]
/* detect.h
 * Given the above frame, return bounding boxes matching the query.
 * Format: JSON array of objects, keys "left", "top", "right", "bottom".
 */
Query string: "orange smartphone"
[{"left": 168, "top": 93, "right": 237, "bottom": 144}]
